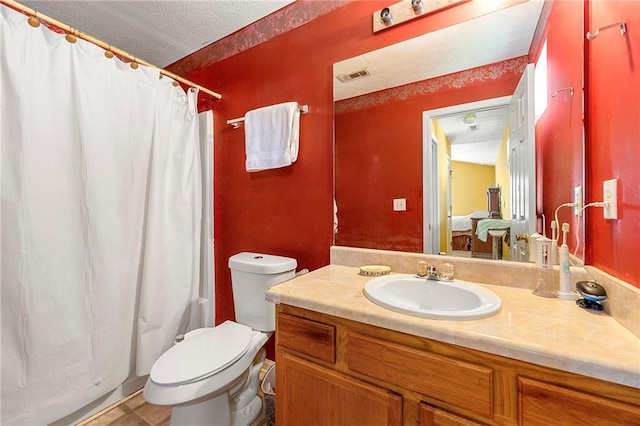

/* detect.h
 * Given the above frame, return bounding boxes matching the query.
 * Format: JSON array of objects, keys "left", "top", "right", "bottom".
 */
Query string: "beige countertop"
[{"left": 266, "top": 264, "right": 640, "bottom": 389}]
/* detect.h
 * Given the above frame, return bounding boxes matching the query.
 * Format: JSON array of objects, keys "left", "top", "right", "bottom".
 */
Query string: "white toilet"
[{"left": 143, "top": 252, "right": 297, "bottom": 426}]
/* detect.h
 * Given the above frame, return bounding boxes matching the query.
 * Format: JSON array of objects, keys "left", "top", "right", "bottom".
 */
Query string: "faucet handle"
[
  {"left": 417, "top": 261, "right": 428, "bottom": 277},
  {"left": 440, "top": 263, "right": 455, "bottom": 281}
]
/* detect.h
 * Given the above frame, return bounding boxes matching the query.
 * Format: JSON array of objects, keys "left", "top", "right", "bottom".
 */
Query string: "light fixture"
[
  {"left": 373, "top": 0, "right": 466, "bottom": 33},
  {"left": 380, "top": 7, "right": 393, "bottom": 25},
  {"left": 462, "top": 113, "right": 478, "bottom": 125}
]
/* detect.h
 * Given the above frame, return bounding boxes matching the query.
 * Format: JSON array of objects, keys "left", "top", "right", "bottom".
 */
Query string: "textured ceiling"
[
  {"left": 438, "top": 106, "right": 511, "bottom": 166},
  {"left": 18, "top": 0, "right": 295, "bottom": 67}
]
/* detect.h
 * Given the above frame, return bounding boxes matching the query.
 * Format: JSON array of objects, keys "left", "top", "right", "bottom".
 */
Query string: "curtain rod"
[{"left": 1, "top": 0, "right": 222, "bottom": 100}]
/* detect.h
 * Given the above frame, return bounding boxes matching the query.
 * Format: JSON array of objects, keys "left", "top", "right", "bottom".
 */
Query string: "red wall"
[
  {"left": 532, "top": 0, "right": 639, "bottom": 287},
  {"left": 533, "top": 0, "right": 585, "bottom": 257},
  {"left": 335, "top": 59, "right": 524, "bottom": 252},
  {"left": 167, "top": 0, "right": 530, "bottom": 337},
  {"left": 586, "top": 0, "right": 640, "bottom": 286},
  {"left": 335, "top": 94, "right": 423, "bottom": 252}
]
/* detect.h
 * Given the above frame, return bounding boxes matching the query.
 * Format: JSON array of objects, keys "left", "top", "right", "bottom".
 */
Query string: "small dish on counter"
[{"left": 358, "top": 264, "right": 391, "bottom": 277}]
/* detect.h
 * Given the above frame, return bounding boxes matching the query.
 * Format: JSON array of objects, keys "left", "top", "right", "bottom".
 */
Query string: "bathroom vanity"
[{"left": 267, "top": 264, "right": 640, "bottom": 425}]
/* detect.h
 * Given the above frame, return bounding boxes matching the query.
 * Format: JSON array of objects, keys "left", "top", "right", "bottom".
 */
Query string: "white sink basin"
[{"left": 363, "top": 274, "right": 501, "bottom": 320}]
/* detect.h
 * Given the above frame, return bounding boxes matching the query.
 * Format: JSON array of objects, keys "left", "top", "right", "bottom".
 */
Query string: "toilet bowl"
[
  {"left": 143, "top": 252, "right": 297, "bottom": 426},
  {"left": 144, "top": 322, "right": 269, "bottom": 425}
]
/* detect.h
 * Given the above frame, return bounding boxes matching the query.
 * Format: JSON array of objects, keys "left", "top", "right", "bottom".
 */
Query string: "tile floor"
[
  {"left": 79, "top": 391, "right": 171, "bottom": 426},
  {"left": 79, "top": 361, "right": 273, "bottom": 426}
]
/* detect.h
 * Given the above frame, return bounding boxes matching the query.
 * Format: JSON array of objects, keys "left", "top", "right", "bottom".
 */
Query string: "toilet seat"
[{"left": 150, "top": 321, "right": 253, "bottom": 386}]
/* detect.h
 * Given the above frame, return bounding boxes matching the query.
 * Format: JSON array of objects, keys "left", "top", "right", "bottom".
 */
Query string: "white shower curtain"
[
  {"left": 1, "top": 5, "right": 201, "bottom": 425},
  {"left": 136, "top": 79, "right": 202, "bottom": 376}
]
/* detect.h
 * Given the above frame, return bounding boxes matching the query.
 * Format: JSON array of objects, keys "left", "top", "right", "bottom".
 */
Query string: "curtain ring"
[
  {"left": 172, "top": 81, "right": 180, "bottom": 87},
  {"left": 105, "top": 45, "right": 114, "bottom": 59},
  {"left": 65, "top": 28, "right": 77, "bottom": 44},
  {"left": 28, "top": 12, "right": 40, "bottom": 28},
  {"left": 130, "top": 57, "right": 139, "bottom": 69}
]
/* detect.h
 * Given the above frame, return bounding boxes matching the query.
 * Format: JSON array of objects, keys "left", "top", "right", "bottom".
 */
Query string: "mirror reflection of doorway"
[
  {"left": 424, "top": 65, "right": 536, "bottom": 262},
  {"left": 424, "top": 96, "right": 514, "bottom": 260}
]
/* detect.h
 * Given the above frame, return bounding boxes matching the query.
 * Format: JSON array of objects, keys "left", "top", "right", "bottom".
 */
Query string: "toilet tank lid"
[{"left": 229, "top": 252, "right": 297, "bottom": 274}]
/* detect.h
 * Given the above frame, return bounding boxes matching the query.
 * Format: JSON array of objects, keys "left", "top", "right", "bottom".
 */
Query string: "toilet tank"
[{"left": 228, "top": 252, "right": 297, "bottom": 331}]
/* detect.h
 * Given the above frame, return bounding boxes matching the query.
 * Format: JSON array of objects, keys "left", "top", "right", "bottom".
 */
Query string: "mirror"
[{"left": 333, "top": 1, "right": 582, "bottom": 261}]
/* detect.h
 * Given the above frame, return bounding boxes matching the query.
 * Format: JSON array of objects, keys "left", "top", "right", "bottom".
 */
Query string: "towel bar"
[
  {"left": 227, "top": 104, "right": 309, "bottom": 129},
  {"left": 586, "top": 21, "right": 626, "bottom": 40},
  {"left": 551, "top": 87, "right": 574, "bottom": 98}
]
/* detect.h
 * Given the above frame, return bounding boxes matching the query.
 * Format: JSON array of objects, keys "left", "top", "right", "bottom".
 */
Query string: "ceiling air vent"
[{"left": 336, "top": 69, "right": 371, "bottom": 83}]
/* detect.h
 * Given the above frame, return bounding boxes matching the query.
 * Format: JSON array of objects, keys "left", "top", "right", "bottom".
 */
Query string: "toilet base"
[
  {"left": 168, "top": 383, "right": 264, "bottom": 426},
  {"left": 167, "top": 347, "right": 266, "bottom": 426},
  {"left": 232, "top": 394, "right": 262, "bottom": 426},
  {"left": 171, "top": 393, "right": 231, "bottom": 426}
]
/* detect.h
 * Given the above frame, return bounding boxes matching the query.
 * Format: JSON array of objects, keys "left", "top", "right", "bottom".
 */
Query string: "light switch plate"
[
  {"left": 393, "top": 198, "right": 406, "bottom": 211},
  {"left": 603, "top": 179, "right": 618, "bottom": 219}
]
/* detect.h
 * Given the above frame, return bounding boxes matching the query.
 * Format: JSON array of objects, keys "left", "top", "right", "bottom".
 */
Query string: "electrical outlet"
[
  {"left": 574, "top": 185, "right": 583, "bottom": 215},
  {"left": 603, "top": 179, "right": 618, "bottom": 219},
  {"left": 393, "top": 198, "right": 406, "bottom": 211}
]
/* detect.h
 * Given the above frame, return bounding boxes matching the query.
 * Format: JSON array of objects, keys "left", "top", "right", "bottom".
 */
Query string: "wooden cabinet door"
[
  {"left": 347, "top": 332, "right": 493, "bottom": 419},
  {"left": 276, "top": 351, "right": 402, "bottom": 426},
  {"left": 519, "top": 377, "right": 640, "bottom": 425},
  {"left": 420, "top": 403, "right": 486, "bottom": 426}
]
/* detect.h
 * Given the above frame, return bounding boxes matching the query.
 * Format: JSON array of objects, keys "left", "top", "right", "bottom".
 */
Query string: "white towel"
[{"left": 244, "top": 102, "right": 300, "bottom": 172}]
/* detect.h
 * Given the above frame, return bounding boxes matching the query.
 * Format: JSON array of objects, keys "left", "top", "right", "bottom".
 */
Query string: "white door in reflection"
[{"left": 509, "top": 63, "right": 537, "bottom": 261}]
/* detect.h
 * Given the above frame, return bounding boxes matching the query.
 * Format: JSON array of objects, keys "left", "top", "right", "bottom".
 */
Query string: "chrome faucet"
[
  {"left": 417, "top": 262, "right": 441, "bottom": 281},
  {"left": 425, "top": 265, "right": 440, "bottom": 281}
]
